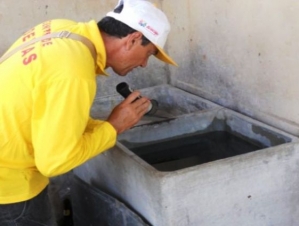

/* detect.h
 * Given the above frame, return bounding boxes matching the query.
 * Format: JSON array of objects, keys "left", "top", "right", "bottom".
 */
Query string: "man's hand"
[{"left": 107, "top": 91, "right": 150, "bottom": 134}]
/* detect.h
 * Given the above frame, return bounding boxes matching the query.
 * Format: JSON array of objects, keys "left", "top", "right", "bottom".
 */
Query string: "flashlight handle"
[
  {"left": 116, "top": 82, "right": 158, "bottom": 115},
  {"left": 116, "top": 82, "right": 136, "bottom": 99}
]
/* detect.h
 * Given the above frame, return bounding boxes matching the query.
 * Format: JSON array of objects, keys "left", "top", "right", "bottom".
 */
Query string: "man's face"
[{"left": 110, "top": 33, "right": 158, "bottom": 76}]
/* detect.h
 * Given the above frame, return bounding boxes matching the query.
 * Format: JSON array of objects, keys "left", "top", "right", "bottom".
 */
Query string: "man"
[{"left": 0, "top": 0, "right": 177, "bottom": 225}]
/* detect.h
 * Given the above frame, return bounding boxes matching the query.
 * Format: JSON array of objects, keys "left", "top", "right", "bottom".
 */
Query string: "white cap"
[{"left": 107, "top": 0, "right": 178, "bottom": 66}]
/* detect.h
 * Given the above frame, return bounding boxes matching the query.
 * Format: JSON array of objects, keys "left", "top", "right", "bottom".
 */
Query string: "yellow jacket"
[{"left": 0, "top": 19, "right": 117, "bottom": 204}]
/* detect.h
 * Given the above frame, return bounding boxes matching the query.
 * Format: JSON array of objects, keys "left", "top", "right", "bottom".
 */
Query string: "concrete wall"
[
  {"left": 163, "top": 0, "right": 299, "bottom": 136},
  {"left": 1, "top": 0, "right": 299, "bottom": 135}
]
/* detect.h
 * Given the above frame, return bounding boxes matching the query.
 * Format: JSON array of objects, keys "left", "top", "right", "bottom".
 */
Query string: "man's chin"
[{"left": 113, "top": 69, "right": 130, "bottom": 76}]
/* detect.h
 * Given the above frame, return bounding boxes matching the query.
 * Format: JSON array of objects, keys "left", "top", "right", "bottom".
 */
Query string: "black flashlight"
[{"left": 116, "top": 82, "right": 158, "bottom": 115}]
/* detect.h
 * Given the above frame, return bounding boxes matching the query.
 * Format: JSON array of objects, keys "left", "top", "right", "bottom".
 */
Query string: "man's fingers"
[
  {"left": 123, "top": 90, "right": 151, "bottom": 115},
  {"left": 123, "top": 91, "right": 142, "bottom": 104},
  {"left": 107, "top": 91, "right": 152, "bottom": 134},
  {"left": 133, "top": 98, "right": 151, "bottom": 115}
]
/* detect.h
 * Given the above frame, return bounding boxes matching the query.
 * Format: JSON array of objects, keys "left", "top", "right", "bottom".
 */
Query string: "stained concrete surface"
[
  {"left": 90, "top": 84, "right": 221, "bottom": 126},
  {"left": 71, "top": 175, "right": 149, "bottom": 226},
  {"left": 1, "top": 0, "right": 299, "bottom": 224},
  {"left": 163, "top": 0, "right": 299, "bottom": 135},
  {"left": 75, "top": 106, "right": 299, "bottom": 225}
]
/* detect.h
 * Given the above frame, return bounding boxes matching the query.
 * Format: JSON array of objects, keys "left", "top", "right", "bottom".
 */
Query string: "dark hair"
[{"left": 97, "top": 4, "right": 150, "bottom": 46}]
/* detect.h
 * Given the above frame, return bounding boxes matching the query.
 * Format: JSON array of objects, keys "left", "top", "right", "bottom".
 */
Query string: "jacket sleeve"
[{"left": 32, "top": 77, "right": 117, "bottom": 177}]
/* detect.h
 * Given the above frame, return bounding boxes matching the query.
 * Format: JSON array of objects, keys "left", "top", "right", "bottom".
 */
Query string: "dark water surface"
[{"left": 122, "top": 131, "right": 266, "bottom": 172}]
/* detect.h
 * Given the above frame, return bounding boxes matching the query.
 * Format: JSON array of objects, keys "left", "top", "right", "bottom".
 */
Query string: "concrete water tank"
[{"left": 75, "top": 86, "right": 299, "bottom": 226}]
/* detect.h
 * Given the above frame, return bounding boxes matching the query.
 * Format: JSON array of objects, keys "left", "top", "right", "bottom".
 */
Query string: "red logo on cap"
[{"left": 146, "top": 25, "right": 159, "bottom": 36}]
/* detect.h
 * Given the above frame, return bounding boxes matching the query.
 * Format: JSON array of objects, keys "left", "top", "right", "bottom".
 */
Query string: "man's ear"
[{"left": 125, "top": 32, "right": 143, "bottom": 50}]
